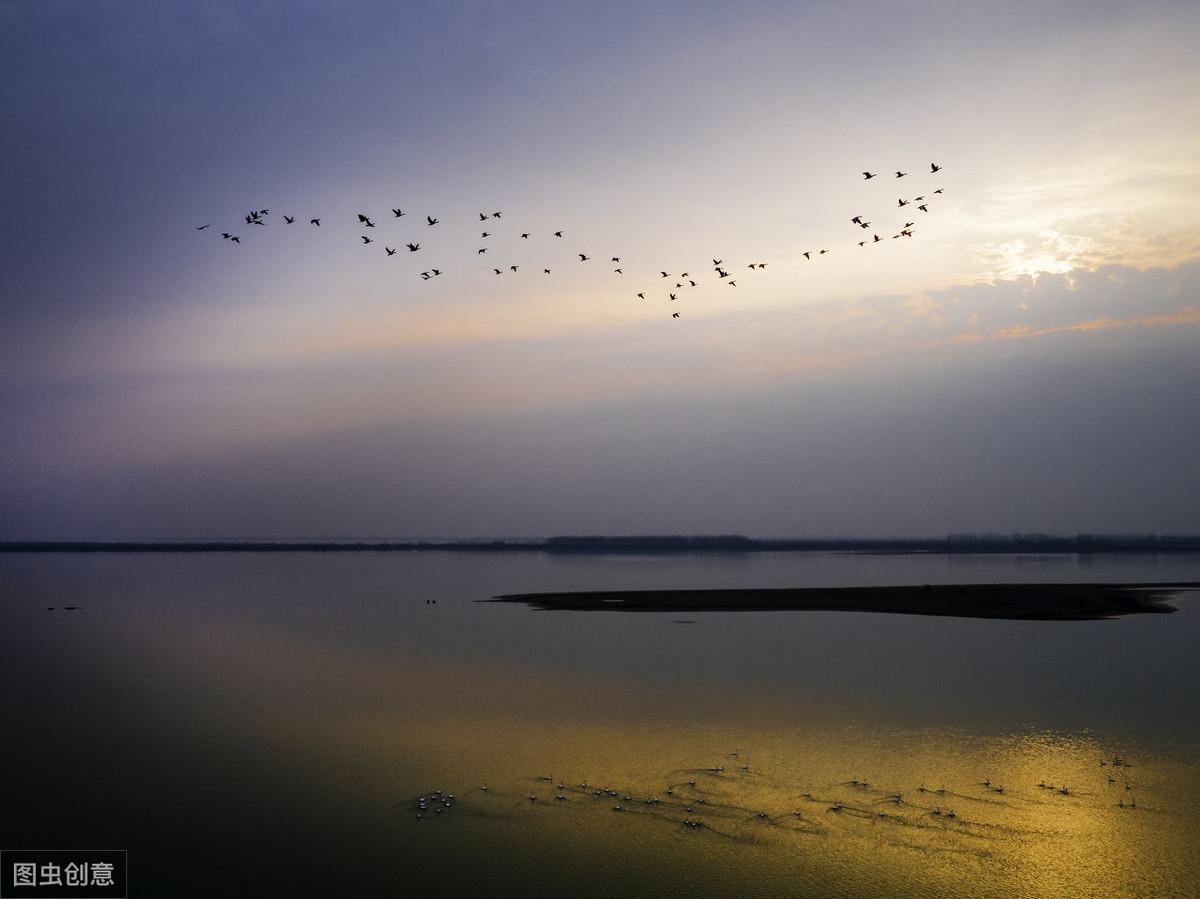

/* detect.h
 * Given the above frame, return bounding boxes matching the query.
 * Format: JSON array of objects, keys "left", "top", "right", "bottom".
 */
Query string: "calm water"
[{"left": 2, "top": 551, "right": 1199, "bottom": 897}]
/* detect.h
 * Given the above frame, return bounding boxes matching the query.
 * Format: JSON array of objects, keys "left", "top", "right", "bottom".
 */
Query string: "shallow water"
[{"left": 2, "top": 551, "right": 1198, "bottom": 896}]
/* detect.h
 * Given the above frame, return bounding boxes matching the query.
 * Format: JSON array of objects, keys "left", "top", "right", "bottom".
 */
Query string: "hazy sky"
[{"left": 2, "top": 0, "right": 1198, "bottom": 539}]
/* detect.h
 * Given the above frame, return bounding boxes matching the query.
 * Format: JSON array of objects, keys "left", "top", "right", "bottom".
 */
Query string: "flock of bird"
[
  {"left": 406, "top": 750, "right": 1145, "bottom": 848},
  {"left": 196, "top": 163, "right": 946, "bottom": 319}
]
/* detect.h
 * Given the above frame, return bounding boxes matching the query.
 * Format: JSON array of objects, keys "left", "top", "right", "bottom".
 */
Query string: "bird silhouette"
[
  {"left": 669, "top": 293, "right": 677, "bottom": 300},
  {"left": 688, "top": 279, "right": 697, "bottom": 286},
  {"left": 362, "top": 236, "right": 374, "bottom": 244},
  {"left": 895, "top": 171, "right": 907, "bottom": 178},
  {"left": 510, "top": 265, "right": 518, "bottom": 272},
  {"left": 918, "top": 204, "right": 929, "bottom": 212},
  {"left": 933, "top": 188, "right": 944, "bottom": 194},
  {"left": 481, "top": 232, "right": 491, "bottom": 238},
  {"left": 479, "top": 213, "right": 489, "bottom": 221},
  {"left": 494, "top": 268, "right": 502, "bottom": 275},
  {"left": 612, "top": 257, "right": 621, "bottom": 263},
  {"left": 712, "top": 258, "right": 723, "bottom": 266},
  {"left": 358, "top": 214, "right": 374, "bottom": 226},
  {"left": 931, "top": 162, "right": 942, "bottom": 173},
  {"left": 221, "top": 232, "right": 233, "bottom": 239},
  {"left": 614, "top": 268, "right": 623, "bottom": 274},
  {"left": 717, "top": 268, "right": 729, "bottom": 278},
  {"left": 310, "top": 218, "right": 321, "bottom": 226},
  {"left": 478, "top": 248, "right": 487, "bottom": 253},
  {"left": 406, "top": 242, "right": 419, "bottom": 251},
  {"left": 672, "top": 312, "right": 680, "bottom": 318},
  {"left": 637, "top": 292, "right": 645, "bottom": 299},
  {"left": 862, "top": 171, "right": 877, "bottom": 179},
  {"left": 420, "top": 271, "right": 431, "bottom": 280},
  {"left": 579, "top": 254, "right": 590, "bottom": 261},
  {"left": 729, "top": 280, "right": 737, "bottom": 286},
  {"left": 283, "top": 215, "right": 295, "bottom": 223},
  {"left": 195, "top": 224, "right": 210, "bottom": 230},
  {"left": 491, "top": 211, "right": 502, "bottom": 218},
  {"left": 661, "top": 272, "right": 670, "bottom": 278},
  {"left": 803, "top": 252, "right": 811, "bottom": 260},
  {"left": 851, "top": 216, "right": 864, "bottom": 224},
  {"left": 554, "top": 230, "right": 563, "bottom": 237},
  {"left": 873, "top": 234, "right": 882, "bottom": 242},
  {"left": 393, "top": 208, "right": 405, "bottom": 217},
  {"left": 521, "top": 233, "right": 530, "bottom": 239},
  {"left": 898, "top": 198, "right": 909, "bottom": 206},
  {"left": 426, "top": 216, "right": 439, "bottom": 226},
  {"left": 432, "top": 269, "right": 441, "bottom": 276},
  {"left": 386, "top": 247, "right": 396, "bottom": 256},
  {"left": 858, "top": 241, "right": 867, "bottom": 247},
  {"left": 543, "top": 268, "right": 551, "bottom": 274}
]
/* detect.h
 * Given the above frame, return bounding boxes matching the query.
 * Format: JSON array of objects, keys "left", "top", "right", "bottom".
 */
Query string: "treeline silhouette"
[{"left": 3, "top": 534, "right": 1200, "bottom": 553}]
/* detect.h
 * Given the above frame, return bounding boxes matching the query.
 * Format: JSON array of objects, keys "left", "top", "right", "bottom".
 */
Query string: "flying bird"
[
  {"left": 895, "top": 171, "right": 907, "bottom": 178},
  {"left": 426, "top": 216, "right": 439, "bottom": 226},
  {"left": 229, "top": 236, "right": 239, "bottom": 243},
  {"left": 195, "top": 224, "right": 210, "bottom": 230},
  {"left": 614, "top": 268, "right": 623, "bottom": 274},
  {"left": 432, "top": 269, "right": 441, "bottom": 276},
  {"left": 481, "top": 232, "right": 491, "bottom": 238},
  {"left": 554, "top": 230, "right": 563, "bottom": 237},
  {"left": 358, "top": 214, "right": 373, "bottom": 225},
  {"left": 802, "top": 252, "right": 811, "bottom": 260},
  {"left": 543, "top": 268, "right": 551, "bottom": 274},
  {"left": 863, "top": 171, "right": 877, "bottom": 179},
  {"left": 933, "top": 188, "right": 944, "bottom": 194},
  {"left": 310, "top": 218, "right": 321, "bottom": 226},
  {"left": 491, "top": 211, "right": 502, "bottom": 218},
  {"left": 898, "top": 198, "right": 909, "bottom": 207},
  {"left": 494, "top": 268, "right": 502, "bottom": 275},
  {"left": 931, "top": 162, "right": 942, "bottom": 173},
  {"left": 362, "top": 236, "right": 374, "bottom": 244},
  {"left": 386, "top": 247, "right": 396, "bottom": 256},
  {"left": 688, "top": 279, "right": 697, "bottom": 286},
  {"left": 918, "top": 204, "right": 929, "bottom": 212},
  {"left": 480, "top": 213, "right": 489, "bottom": 221},
  {"left": 478, "top": 248, "right": 487, "bottom": 254},
  {"left": 420, "top": 271, "right": 431, "bottom": 280},
  {"left": 521, "top": 233, "right": 530, "bottom": 239},
  {"left": 283, "top": 215, "right": 295, "bottom": 223},
  {"left": 221, "top": 232, "right": 233, "bottom": 239},
  {"left": 873, "top": 234, "right": 882, "bottom": 242},
  {"left": 579, "top": 254, "right": 590, "bottom": 261},
  {"left": 669, "top": 293, "right": 676, "bottom": 301},
  {"left": 819, "top": 249, "right": 828, "bottom": 254},
  {"left": 661, "top": 272, "right": 670, "bottom": 278},
  {"left": 672, "top": 312, "right": 680, "bottom": 318},
  {"left": 510, "top": 265, "right": 518, "bottom": 272},
  {"left": 612, "top": 257, "right": 621, "bottom": 263},
  {"left": 637, "top": 292, "right": 645, "bottom": 299},
  {"left": 406, "top": 242, "right": 419, "bottom": 251},
  {"left": 728, "top": 280, "right": 737, "bottom": 286},
  {"left": 712, "top": 258, "right": 723, "bottom": 266},
  {"left": 393, "top": 209, "right": 405, "bottom": 218},
  {"left": 851, "top": 216, "right": 864, "bottom": 225}
]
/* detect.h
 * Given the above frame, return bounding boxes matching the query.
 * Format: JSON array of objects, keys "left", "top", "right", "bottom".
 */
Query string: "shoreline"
[{"left": 490, "top": 582, "right": 1199, "bottom": 620}]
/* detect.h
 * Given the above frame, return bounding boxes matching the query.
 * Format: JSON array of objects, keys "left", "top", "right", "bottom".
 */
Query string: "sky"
[{"left": 1, "top": 0, "right": 1198, "bottom": 540}]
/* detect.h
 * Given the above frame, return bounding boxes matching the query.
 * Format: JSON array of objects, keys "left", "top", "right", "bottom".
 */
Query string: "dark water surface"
[{"left": 2, "top": 551, "right": 1199, "bottom": 897}]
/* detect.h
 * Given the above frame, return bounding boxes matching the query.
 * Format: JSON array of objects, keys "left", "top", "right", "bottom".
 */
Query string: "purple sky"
[{"left": 2, "top": 0, "right": 1198, "bottom": 539}]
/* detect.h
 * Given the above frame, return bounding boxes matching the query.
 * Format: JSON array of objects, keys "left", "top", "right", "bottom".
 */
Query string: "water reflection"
[{"left": 1, "top": 551, "right": 1198, "bottom": 896}]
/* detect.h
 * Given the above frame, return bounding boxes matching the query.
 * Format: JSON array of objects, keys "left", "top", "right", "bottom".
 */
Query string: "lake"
[{"left": 2, "top": 550, "right": 1198, "bottom": 897}]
